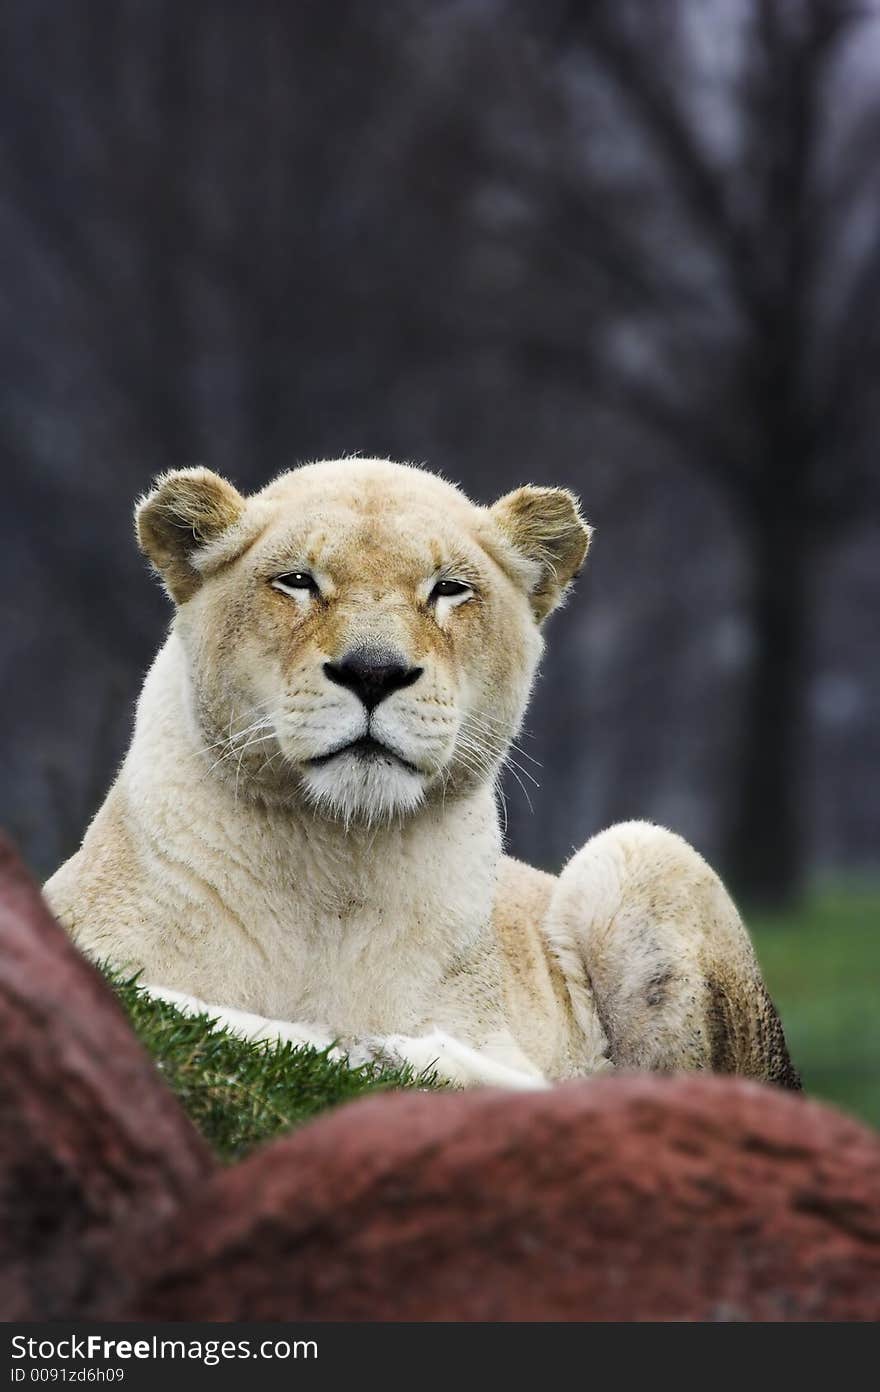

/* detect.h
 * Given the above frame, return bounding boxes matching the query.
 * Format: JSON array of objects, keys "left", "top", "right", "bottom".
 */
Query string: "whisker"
[
  {"left": 207, "top": 725, "right": 275, "bottom": 777},
  {"left": 499, "top": 753, "right": 540, "bottom": 789},
  {"left": 458, "top": 722, "right": 542, "bottom": 788},
  {"left": 504, "top": 763, "right": 535, "bottom": 815},
  {"left": 464, "top": 713, "right": 543, "bottom": 767}
]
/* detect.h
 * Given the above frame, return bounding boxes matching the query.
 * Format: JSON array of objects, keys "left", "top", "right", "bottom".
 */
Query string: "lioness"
[{"left": 45, "top": 457, "right": 799, "bottom": 1090}]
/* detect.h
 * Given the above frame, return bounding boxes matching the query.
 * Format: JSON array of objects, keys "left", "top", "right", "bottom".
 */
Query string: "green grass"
[
  {"left": 109, "top": 887, "right": 879, "bottom": 1159},
  {"left": 751, "top": 887, "right": 880, "bottom": 1128},
  {"left": 111, "top": 974, "right": 438, "bottom": 1162}
]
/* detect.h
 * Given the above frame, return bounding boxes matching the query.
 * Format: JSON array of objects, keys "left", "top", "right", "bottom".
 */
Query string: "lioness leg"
[
  {"left": 544, "top": 821, "right": 800, "bottom": 1087},
  {"left": 143, "top": 986, "right": 546, "bottom": 1090}
]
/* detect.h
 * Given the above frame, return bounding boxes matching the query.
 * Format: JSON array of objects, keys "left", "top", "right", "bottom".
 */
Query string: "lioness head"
[{"left": 137, "top": 457, "right": 591, "bottom": 824}]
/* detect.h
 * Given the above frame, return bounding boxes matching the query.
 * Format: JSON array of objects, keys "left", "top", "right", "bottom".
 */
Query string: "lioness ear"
[
  {"left": 136, "top": 467, "right": 245, "bottom": 603},
  {"left": 490, "top": 486, "right": 592, "bottom": 621}
]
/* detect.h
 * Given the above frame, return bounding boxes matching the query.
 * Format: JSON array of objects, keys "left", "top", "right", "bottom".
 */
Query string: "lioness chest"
[{"left": 50, "top": 779, "right": 514, "bottom": 1041}]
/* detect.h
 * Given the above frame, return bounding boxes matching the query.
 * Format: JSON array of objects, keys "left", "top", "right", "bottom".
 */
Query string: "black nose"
[{"left": 323, "top": 649, "right": 423, "bottom": 711}]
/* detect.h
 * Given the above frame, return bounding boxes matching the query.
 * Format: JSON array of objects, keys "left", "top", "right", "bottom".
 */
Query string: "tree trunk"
[{"left": 723, "top": 513, "right": 809, "bottom": 909}]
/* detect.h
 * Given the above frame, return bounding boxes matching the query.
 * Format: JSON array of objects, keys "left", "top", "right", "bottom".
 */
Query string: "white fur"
[{"left": 300, "top": 752, "right": 427, "bottom": 827}]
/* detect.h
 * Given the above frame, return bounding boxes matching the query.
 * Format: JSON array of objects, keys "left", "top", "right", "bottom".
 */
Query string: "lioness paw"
[{"left": 379, "top": 1029, "right": 549, "bottom": 1090}]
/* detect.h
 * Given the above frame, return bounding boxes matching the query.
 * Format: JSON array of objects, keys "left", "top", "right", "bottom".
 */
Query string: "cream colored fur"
[{"left": 45, "top": 457, "right": 798, "bottom": 1090}]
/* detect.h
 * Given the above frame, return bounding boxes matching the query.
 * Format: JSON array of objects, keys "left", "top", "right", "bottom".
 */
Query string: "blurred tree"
[
  {"left": 1, "top": 0, "right": 878, "bottom": 902},
  {"left": 501, "top": 0, "right": 880, "bottom": 904}
]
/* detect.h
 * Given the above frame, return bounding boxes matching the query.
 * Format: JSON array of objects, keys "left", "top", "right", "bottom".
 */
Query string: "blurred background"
[{"left": 1, "top": 0, "right": 877, "bottom": 1119}]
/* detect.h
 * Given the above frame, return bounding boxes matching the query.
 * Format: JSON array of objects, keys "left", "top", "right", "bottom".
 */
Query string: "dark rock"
[
  {"left": 0, "top": 835, "right": 213, "bottom": 1319},
  {"left": 130, "top": 1072, "right": 880, "bottom": 1322}
]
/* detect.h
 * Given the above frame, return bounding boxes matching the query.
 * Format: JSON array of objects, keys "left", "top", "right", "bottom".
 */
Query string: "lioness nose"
[{"left": 323, "top": 648, "right": 423, "bottom": 711}]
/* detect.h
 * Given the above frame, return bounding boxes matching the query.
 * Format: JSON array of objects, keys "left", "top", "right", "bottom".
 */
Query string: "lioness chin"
[{"left": 45, "top": 456, "right": 799, "bottom": 1090}]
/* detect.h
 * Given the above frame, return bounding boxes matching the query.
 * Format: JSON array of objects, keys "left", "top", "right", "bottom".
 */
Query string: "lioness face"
[{"left": 137, "top": 458, "right": 591, "bottom": 824}]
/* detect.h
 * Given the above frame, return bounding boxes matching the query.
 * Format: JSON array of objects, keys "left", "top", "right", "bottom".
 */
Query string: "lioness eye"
[
  {"left": 272, "top": 572, "right": 319, "bottom": 596},
  {"left": 429, "top": 579, "right": 472, "bottom": 603}
]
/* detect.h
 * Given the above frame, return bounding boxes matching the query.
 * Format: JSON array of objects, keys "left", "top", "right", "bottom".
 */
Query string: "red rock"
[
  {"left": 3, "top": 834, "right": 876, "bottom": 1323},
  {"left": 0, "top": 835, "right": 213, "bottom": 1319},
  {"left": 130, "top": 1073, "right": 880, "bottom": 1322}
]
